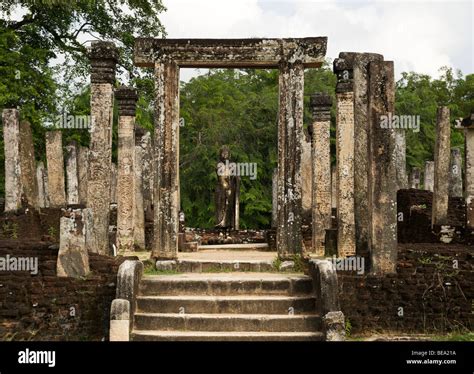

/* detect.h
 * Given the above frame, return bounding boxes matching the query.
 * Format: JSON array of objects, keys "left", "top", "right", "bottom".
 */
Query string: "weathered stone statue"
[{"left": 215, "top": 146, "right": 240, "bottom": 232}]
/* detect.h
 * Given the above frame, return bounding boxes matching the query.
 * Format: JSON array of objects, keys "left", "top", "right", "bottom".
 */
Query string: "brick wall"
[
  {"left": 339, "top": 243, "right": 473, "bottom": 334},
  {"left": 0, "top": 240, "right": 128, "bottom": 341}
]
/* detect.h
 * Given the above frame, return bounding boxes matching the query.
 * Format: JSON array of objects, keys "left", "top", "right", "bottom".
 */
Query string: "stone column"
[
  {"left": 394, "top": 129, "right": 408, "bottom": 190},
  {"left": 276, "top": 62, "right": 304, "bottom": 259},
  {"left": 134, "top": 127, "right": 146, "bottom": 250},
  {"left": 19, "top": 120, "right": 39, "bottom": 208},
  {"left": 338, "top": 52, "right": 383, "bottom": 257},
  {"left": 308, "top": 93, "right": 332, "bottom": 256},
  {"left": 331, "top": 165, "right": 337, "bottom": 209},
  {"left": 87, "top": 41, "right": 118, "bottom": 255},
  {"left": 423, "top": 161, "right": 434, "bottom": 192},
  {"left": 141, "top": 131, "right": 154, "bottom": 220},
  {"left": 410, "top": 167, "right": 421, "bottom": 189},
  {"left": 65, "top": 141, "right": 79, "bottom": 205},
  {"left": 301, "top": 132, "right": 312, "bottom": 221},
  {"left": 152, "top": 61, "right": 180, "bottom": 260},
  {"left": 115, "top": 86, "right": 138, "bottom": 254},
  {"left": 36, "top": 161, "right": 49, "bottom": 208},
  {"left": 333, "top": 58, "right": 356, "bottom": 258},
  {"left": 77, "top": 146, "right": 89, "bottom": 206},
  {"left": 432, "top": 107, "right": 451, "bottom": 226},
  {"left": 367, "top": 60, "right": 397, "bottom": 274},
  {"left": 2, "top": 109, "right": 22, "bottom": 211},
  {"left": 45, "top": 130, "right": 66, "bottom": 207},
  {"left": 110, "top": 163, "right": 117, "bottom": 204},
  {"left": 57, "top": 208, "right": 91, "bottom": 278},
  {"left": 461, "top": 111, "right": 474, "bottom": 229},
  {"left": 449, "top": 148, "right": 463, "bottom": 198},
  {"left": 271, "top": 168, "right": 278, "bottom": 228}
]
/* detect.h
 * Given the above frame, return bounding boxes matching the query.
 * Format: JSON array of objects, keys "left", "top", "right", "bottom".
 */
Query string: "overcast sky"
[{"left": 159, "top": 0, "right": 473, "bottom": 82}]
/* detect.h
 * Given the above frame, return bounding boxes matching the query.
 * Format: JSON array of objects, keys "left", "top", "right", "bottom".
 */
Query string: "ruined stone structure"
[
  {"left": 432, "top": 107, "right": 451, "bottom": 226},
  {"left": 333, "top": 53, "right": 397, "bottom": 273},
  {"left": 308, "top": 93, "right": 332, "bottom": 256},
  {"left": 65, "top": 141, "right": 79, "bottom": 205},
  {"left": 77, "top": 146, "right": 89, "bottom": 206},
  {"left": 366, "top": 60, "right": 397, "bottom": 274},
  {"left": 87, "top": 41, "right": 118, "bottom": 255},
  {"left": 134, "top": 38, "right": 327, "bottom": 259},
  {"left": 115, "top": 86, "right": 138, "bottom": 254},
  {"left": 410, "top": 167, "right": 421, "bottom": 189},
  {"left": 19, "top": 120, "right": 39, "bottom": 208},
  {"left": 424, "top": 161, "right": 434, "bottom": 192},
  {"left": 57, "top": 208, "right": 91, "bottom": 278},
  {"left": 2, "top": 109, "right": 22, "bottom": 211},
  {"left": 333, "top": 57, "right": 356, "bottom": 258},
  {"left": 449, "top": 148, "right": 463, "bottom": 198},
  {"left": 36, "top": 161, "right": 49, "bottom": 208},
  {"left": 461, "top": 110, "right": 474, "bottom": 230},
  {"left": 45, "top": 130, "right": 66, "bottom": 207},
  {"left": 133, "top": 127, "right": 147, "bottom": 250}
]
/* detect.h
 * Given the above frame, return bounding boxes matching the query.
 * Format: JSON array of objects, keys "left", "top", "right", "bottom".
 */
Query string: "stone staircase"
[{"left": 131, "top": 273, "right": 323, "bottom": 341}]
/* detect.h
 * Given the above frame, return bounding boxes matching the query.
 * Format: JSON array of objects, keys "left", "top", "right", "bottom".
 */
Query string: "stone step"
[
  {"left": 136, "top": 295, "right": 317, "bottom": 314},
  {"left": 131, "top": 330, "right": 324, "bottom": 341},
  {"left": 198, "top": 243, "right": 270, "bottom": 251},
  {"left": 134, "top": 313, "right": 321, "bottom": 332},
  {"left": 139, "top": 273, "right": 313, "bottom": 296},
  {"left": 175, "top": 260, "right": 276, "bottom": 273}
]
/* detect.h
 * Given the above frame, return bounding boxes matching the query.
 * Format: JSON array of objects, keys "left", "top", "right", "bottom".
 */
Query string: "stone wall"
[
  {"left": 339, "top": 243, "right": 473, "bottom": 334},
  {"left": 397, "top": 189, "right": 465, "bottom": 243},
  {"left": 0, "top": 240, "right": 128, "bottom": 340}
]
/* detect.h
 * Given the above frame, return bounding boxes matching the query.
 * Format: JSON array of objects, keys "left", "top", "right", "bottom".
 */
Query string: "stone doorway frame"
[{"left": 134, "top": 38, "right": 328, "bottom": 260}]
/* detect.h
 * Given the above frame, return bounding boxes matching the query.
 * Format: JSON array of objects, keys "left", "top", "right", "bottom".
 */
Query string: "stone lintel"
[
  {"left": 134, "top": 37, "right": 327, "bottom": 68},
  {"left": 116, "top": 86, "right": 138, "bottom": 117},
  {"left": 89, "top": 41, "right": 119, "bottom": 84}
]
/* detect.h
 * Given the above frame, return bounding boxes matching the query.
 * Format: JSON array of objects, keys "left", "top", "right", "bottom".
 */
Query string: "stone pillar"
[
  {"left": 36, "top": 161, "right": 49, "bottom": 208},
  {"left": 461, "top": 111, "right": 474, "bottom": 229},
  {"left": 57, "top": 208, "right": 91, "bottom": 278},
  {"left": 115, "top": 86, "right": 138, "bottom": 254},
  {"left": 432, "top": 107, "right": 451, "bottom": 226},
  {"left": 271, "top": 168, "right": 278, "bottom": 228},
  {"left": 134, "top": 128, "right": 146, "bottom": 250},
  {"left": 152, "top": 61, "right": 180, "bottom": 260},
  {"left": 423, "top": 161, "right": 434, "bottom": 192},
  {"left": 394, "top": 129, "right": 408, "bottom": 190},
  {"left": 2, "top": 109, "right": 22, "bottom": 211},
  {"left": 338, "top": 52, "right": 383, "bottom": 257},
  {"left": 449, "top": 148, "right": 463, "bottom": 198},
  {"left": 410, "top": 167, "right": 421, "bottom": 189},
  {"left": 87, "top": 41, "right": 118, "bottom": 255},
  {"left": 45, "top": 130, "right": 66, "bottom": 207},
  {"left": 308, "top": 93, "right": 332, "bottom": 256},
  {"left": 110, "top": 163, "right": 117, "bottom": 204},
  {"left": 333, "top": 58, "right": 356, "bottom": 258},
  {"left": 367, "top": 60, "right": 397, "bottom": 274},
  {"left": 276, "top": 62, "right": 304, "bottom": 259},
  {"left": 141, "top": 131, "right": 154, "bottom": 220},
  {"left": 65, "top": 141, "right": 79, "bottom": 205},
  {"left": 301, "top": 132, "right": 312, "bottom": 222},
  {"left": 19, "top": 120, "right": 39, "bottom": 208},
  {"left": 77, "top": 146, "right": 89, "bottom": 206},
  {"left": 331, "top": 165, "right": 337, "bottom": 209}
]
